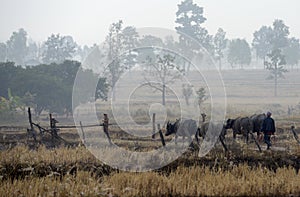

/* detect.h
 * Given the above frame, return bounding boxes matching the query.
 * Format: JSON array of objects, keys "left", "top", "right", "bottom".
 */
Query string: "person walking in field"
[{"left": 261, "top": 112, "right": 276, "bottom": 150}]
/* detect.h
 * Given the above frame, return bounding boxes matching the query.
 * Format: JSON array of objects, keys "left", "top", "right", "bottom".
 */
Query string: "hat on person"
[{"left": 267, "top": 111, "right": 272, "bottom": 117}]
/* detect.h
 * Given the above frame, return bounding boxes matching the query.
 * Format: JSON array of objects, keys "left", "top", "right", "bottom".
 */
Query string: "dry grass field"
[{"left": 1, "top": 69, "right": 300, "bottom": 196}]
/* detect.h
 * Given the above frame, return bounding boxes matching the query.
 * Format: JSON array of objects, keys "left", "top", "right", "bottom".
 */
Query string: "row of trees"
[
  {"left": 0, "top": 61, "right": 108, "bottom": 116},
  {"left": 253, "top": 19, "right": 300, "bottom": 68},
  {"left": 1, "top": 1, "right": 300, "bottom": 70},
  {"left": 1, "top": 0, "right": 298, "bottom": 116},
  {"left": 99, "top": 0, "right": 296, "bottom": 103},
  {"left": 0, "top": 28, "right": 94, "bottom": 66}
]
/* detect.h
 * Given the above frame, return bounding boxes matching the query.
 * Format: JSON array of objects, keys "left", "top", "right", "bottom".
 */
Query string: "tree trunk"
[
  {"left": 186, "top": 62, "right": 191, "bottom": 76},
  {"left": 219, "top": 59, "right": 222, "bottom": 70},
  {"left": 185, "top": 96, "right": 189, "bottom": 106},
  {"left": 162, "top": 84, "right": 166, "bottom": 106},
  {"left": 112, "top": 78, "right": 117, "bottom": 102},
  {"left": 274, "top": 68, "right": 278, "bottom": 97}
]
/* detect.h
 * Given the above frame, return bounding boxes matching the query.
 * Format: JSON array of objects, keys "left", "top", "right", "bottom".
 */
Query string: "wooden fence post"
[
  {"left": 158, "top": 123, "right": 166, "bottom": 146},
  {"left": 103, "top": 114, "right": 112, "bottom": 145},
  {"left": 152, "top": 113, "right": 156, "bottom": 139},
  {"left": 27, "top": 107, "right": 36, "bottom": 142},
  {"left": 49, "top": 113, "right": 59, "bottom": 143},
  {"left": 79, "top": 121, "right": 86, "bottom": 144},
  {"left": 291, "top": 126, "right": 300, "bottom": 144}
]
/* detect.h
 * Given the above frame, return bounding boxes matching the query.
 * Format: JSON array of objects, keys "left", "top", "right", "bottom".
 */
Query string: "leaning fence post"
[
  {"left": 79, "top": 121, "right": 86, "bottom": 144},
  {"left": 103, "top": 114, "right": 112, "bottom": 145},
  {"left": 152, "top": 113, "right": 156, "bottom": 139},
  {"left": 291, "top": 126, "right": 300, "bottom": 144},
  {"left": 158, "top": 124, "right": 166, "bottom": 146}
]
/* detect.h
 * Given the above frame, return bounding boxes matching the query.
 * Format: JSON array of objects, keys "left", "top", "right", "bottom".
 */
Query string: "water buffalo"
[
  {"left": 250, "top": 113, "right": 266, "bottom": 138},
  {"left": 165, "top": 119, "right": 198, "bottom": 144},
  {"left": 225, "top": 116, "right": 262, "bottom": 152},
  {"left": 225, "top": 117, "right": 253, "bottom": 143},
  {"left": 197, "top": 122, "right": 228, "bottom": 151}
]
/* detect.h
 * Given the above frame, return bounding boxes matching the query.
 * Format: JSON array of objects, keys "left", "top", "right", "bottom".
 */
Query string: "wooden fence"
[{"left": 0, "top": 108, "right": 166, "bottom": 148}]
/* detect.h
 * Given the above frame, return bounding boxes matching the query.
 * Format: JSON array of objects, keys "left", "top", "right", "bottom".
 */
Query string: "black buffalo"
[
  {"left": 197, "top": 122, "right": 228, "bottom": 151},
  {"left": 250, "top": 113, "right": 266, "bottom": 136},
  {"left": 225, "top": 117, "right": 253, "bottom": 143},
  {"left": 165, "top": 119, "right": 198, "bottom": 144}
]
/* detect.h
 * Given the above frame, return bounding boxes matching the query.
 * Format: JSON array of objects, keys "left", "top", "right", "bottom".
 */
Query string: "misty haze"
[{"left": 0, "top": 0, "right": 300, "bottom": 196}]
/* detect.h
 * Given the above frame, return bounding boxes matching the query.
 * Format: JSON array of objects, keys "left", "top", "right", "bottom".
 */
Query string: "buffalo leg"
[
  {"left": 233, "top": 131, "right": 237, "bottom": 140},
  {"left": 250, "top": 132, "right": 262, "bottom": 152},
  {"left": 195, "top": 131, "right": 200, "bottom": 145},
  {"left": 219, "top": 136, "right": 228, "bottom": 152}
]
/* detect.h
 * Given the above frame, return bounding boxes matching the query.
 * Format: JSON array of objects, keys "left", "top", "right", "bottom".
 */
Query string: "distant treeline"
[
  {"left": 1, "top": 1, "right": 300, "bottom": 70},
  {"left": 0, "top": 60, "right": 108, "bottom": 116}
]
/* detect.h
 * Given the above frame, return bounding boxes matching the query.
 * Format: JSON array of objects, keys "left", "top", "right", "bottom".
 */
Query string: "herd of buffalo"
[{"left": 165, "top": 113, "right": 268, "bottom": 151}]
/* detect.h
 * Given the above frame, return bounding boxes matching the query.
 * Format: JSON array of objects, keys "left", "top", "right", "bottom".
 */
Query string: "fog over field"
[{"left": 1, "top": 1, "right": 300, "bottom": 196}]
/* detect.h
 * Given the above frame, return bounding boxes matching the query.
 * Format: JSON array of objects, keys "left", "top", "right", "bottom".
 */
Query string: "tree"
[
  {"left": 283, "top": 37, "right": 300, "bottom": 69},
  {"left": 175, "top": 0, "right": 212, "bottom": 73},
  {"left": 227, "top": 39, "right": 251, "bottom": 69},
  {"left": 42, "top": 34, "right": 77, "bottom": 64},
  {"left": 196, "top": 87, "right": 207, "bottom": 110},
  {"left": 0, "top": 62, "right": 19, "bottom": 98},
  {"left": 0, "top": 43, "right": 7, "bottom": 62},
  {"left": 264, "top": 49, "right": 287, "bottom": 97},
  {"left": 105, "top": 20, "right": 124, "bottom": 101},
  {"left": 213, "top": 28, "right": 227, "bottom": 70},
  {"left": 122, "top": 26, "right": 139, "bottom": 50},
  {"left": 143, "top": 54, "right": 182, "bottom": 105},
  {"left": 0, "top": 61, "right": 108, "bottom": 116},
  {"left": 6, "top": 28, "right": 28, "bottom": 65},
  {"left": 182, "top": 83, "right": 193, "bottom": 105},
  {"left": 25, "top": 40, "right": 40, "bottom": 65},
  {"left": 272, "top": 19, "right": 289, "bottom": 49},
  {"left": 252, "top": 19, "right": 290, "bottom": 67},
  {"left": 104, "top": 21, "right": 140, "bottom": 101},
  {"left": 137, "top": 35, "right": 164, "bottom": 64},
  {"left": 139, "top": 35, "right": 164, "bottom": 47},
  {"left": 252, "top": 26, "right": 273, "bottom": 62},
  {"left": 120, "top": 26, "right": 139, "bottom": 70}
]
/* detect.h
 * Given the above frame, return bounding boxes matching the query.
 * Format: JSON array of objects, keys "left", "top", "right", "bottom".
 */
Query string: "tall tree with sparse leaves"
[
  {"left": 213, "top": 28, "right": 227, "bottom": 70},
  {"left": 264, "top": 49, "right": 287, "bottom": 97},
  {"left": 175, "top": 0, "right": 212, "bottom": 74},
  {"left": 105, "top": 20, "right": 124, "bottom": 101}
]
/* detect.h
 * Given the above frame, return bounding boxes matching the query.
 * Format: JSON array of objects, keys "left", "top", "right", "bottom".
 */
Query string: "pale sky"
[{"left": 0, "top": 0, "right": 299, "bottom": 46}]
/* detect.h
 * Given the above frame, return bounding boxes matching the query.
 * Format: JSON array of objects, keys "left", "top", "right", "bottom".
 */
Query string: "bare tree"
[{"left": 143, "top": 54, "right": 183, "bottom": 105}]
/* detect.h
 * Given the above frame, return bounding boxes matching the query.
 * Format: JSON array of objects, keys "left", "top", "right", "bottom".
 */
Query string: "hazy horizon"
[{"left": 0, "top": 0, "right": 300, "bottom": 46}]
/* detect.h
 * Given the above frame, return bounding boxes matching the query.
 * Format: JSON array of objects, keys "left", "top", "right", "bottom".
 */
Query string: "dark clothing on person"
[
  {"left": 261, "top": 116, "right": 276, "bottom": 149},
  {"left": 264, "top": 134, "right": 272, "bottom": 149},
  {"left": 261, "top": 117, "right": 275, "bottom": 135}
]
